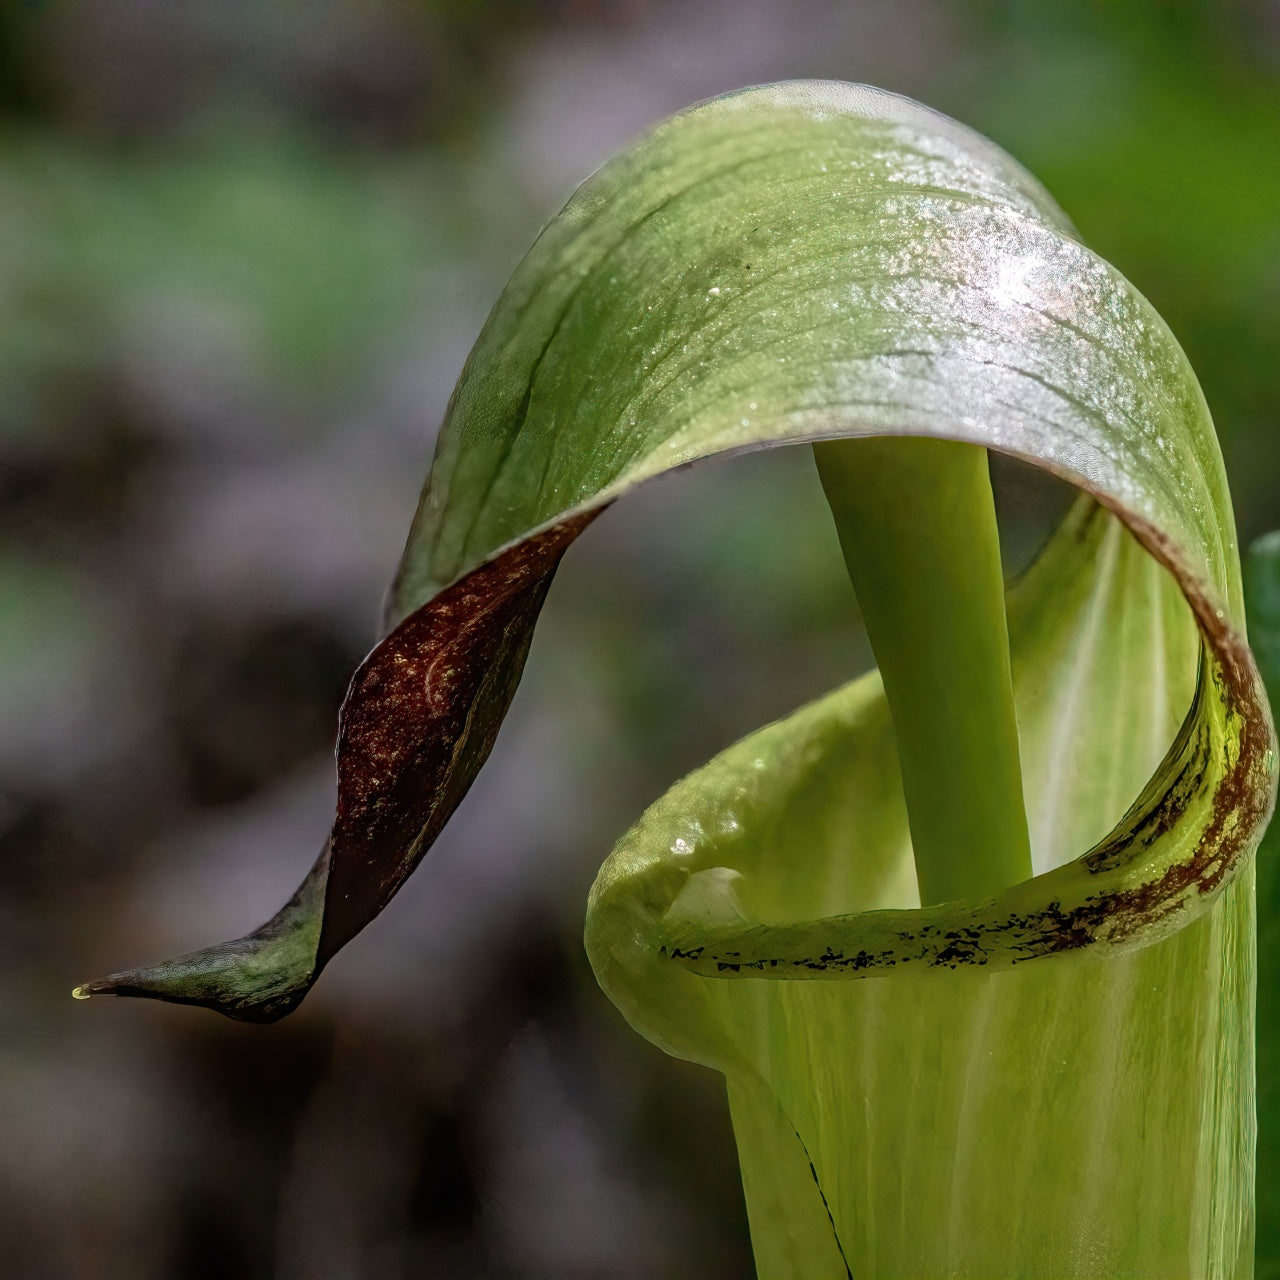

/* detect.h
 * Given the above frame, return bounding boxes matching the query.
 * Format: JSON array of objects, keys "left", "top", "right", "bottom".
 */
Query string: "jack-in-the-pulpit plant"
[{"left": 77, "top": 83, "right": 1277, "bottom": 1277}]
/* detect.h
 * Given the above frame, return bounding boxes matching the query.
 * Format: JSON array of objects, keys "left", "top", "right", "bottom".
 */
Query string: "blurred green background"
[{"left": 2, "top": 2, "right": 1277, "bottom": 1276}]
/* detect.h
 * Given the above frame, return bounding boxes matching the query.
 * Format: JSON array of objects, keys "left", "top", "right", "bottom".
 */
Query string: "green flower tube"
[
  {"left": 78, "top": 82, "right": 1276, "bottom": 1277},
  {"left": 590, "top": 494, "right": 1255, "bottom": 1276}
]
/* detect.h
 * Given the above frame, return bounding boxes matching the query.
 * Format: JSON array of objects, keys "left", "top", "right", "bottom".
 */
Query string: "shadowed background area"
[{"left": 3, "top": 2, "right": 1278, "bottom": 1276}]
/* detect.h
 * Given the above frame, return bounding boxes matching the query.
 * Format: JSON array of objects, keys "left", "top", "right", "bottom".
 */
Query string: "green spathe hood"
[{"left": 77, "top": 81, "right": 1275, "bottom": 1276}]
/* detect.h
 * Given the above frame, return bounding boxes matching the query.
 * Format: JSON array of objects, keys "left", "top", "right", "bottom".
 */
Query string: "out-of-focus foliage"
[
  {"left": 3, "top": 2, "right": 1276, "bottom": 1276},
  {"left": 960, "top": 1, "right": 1280, "bottom": 544}
]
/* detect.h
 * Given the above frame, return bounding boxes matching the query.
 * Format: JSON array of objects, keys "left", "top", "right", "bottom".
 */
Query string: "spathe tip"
[
  {"left": 68, "top": 908, "right": 323, "bottom": 1023},
  {"left": 71, "top": 855, "right": 329, "bottom": 1022},
  {"left": 71, "top": 971, "right": 145, "bottom": 1003},
  {"left": 70, "top": 941, "right": 316, "bottom": 1023}
]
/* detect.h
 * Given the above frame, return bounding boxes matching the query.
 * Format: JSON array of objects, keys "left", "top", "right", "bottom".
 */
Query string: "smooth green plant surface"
[
  {"left": 815, "top": 435, "right": 1032, "bottom": 907},
  {"left": 78, "top": 83, "right": 1276, "bottom": 1276},
  {"left": 1245, "top": 535, "right": 1280, "bottom": 1280}
]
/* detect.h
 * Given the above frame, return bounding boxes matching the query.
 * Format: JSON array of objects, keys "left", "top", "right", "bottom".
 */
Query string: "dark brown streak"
[
  {"left": 667, "top": 507, "right": 1277, "bottom": 981},
  {"left": 1091, "top": 515, "right": 1277, "bottom": 927},
  {"left": 787, "top": 1118, "right": 854, "bottom": 1280}
]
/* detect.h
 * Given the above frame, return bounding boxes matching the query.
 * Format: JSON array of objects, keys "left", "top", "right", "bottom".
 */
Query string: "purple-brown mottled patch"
[
  {"left": 318, "top": 510, "right": 601, "bottom": 963},
  {"left": 74, "top": 511, "right": 602, "bottom": 1020}
]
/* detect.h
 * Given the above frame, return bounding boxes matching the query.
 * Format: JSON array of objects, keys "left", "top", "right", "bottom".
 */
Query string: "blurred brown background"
[{"left": 3, "top": 2, "right": 1278, "bottom": 1277}]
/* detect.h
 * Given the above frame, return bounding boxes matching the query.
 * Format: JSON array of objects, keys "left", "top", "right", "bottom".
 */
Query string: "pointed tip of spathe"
[
  {"left": 73, "top": 969, "right": 156, "bottom": 999},
  {"left": 70, "top": 971, "right": 182, "bottom": 1005},
  {"left": 71, "top": 849, "right": 328, "bottom": 1022},
  {"left": 71, "top": 976, "right": 132, "bottom": 1002},
  {"left": 69, "top": 929, "right": 320, "bottom": 1024}
]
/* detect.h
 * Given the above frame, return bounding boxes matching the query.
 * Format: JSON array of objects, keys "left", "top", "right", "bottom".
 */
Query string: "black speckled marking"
[{"left": 663, "top": 521, "right": 1276, "bottom": 983}]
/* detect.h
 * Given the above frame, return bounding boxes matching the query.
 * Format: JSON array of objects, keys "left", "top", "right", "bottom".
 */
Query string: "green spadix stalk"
[
  {"left": 77, "top": 83, "right": 1276, "bottom": 1277},
  {"left": 815, "top": 437, "right": 1031, "bottom": 906}
]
